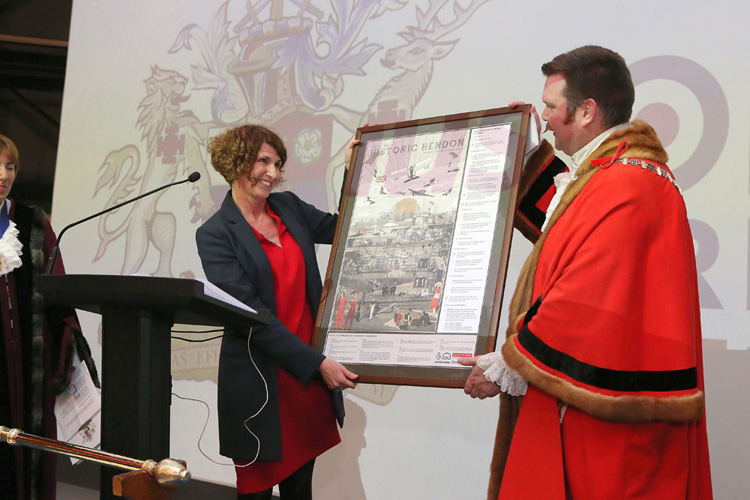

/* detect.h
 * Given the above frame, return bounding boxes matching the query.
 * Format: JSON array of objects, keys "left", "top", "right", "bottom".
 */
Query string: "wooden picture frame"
[{"left": 312, "top": 106, "right": 530, "bottom": 387}]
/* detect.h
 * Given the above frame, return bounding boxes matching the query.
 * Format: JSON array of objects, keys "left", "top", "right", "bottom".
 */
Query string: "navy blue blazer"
[{"left": 196, "top": 189, "right": 343, "bottom": 461}]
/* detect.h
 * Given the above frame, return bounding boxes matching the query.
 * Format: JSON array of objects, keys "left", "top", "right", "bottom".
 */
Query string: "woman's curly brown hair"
[{"left": 207, "top": 125, "right": 287, "bottom": 185}]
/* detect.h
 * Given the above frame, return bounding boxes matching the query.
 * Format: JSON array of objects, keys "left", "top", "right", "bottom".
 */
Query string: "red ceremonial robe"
[{"left": 496, "top": 121, "right": 712, "bottom": 499}]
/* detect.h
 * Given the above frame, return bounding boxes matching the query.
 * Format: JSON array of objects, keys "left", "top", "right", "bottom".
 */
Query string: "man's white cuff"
[{"left": 477, "top": 351, "right": 528, "bottom": 396}]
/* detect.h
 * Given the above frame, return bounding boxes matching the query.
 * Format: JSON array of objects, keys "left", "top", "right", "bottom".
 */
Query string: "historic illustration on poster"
[{"left": 323, "top": 121, "right": 514, "bottom": 368}]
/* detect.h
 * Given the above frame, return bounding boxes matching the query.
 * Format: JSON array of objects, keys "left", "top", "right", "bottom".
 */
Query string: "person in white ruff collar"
[{"left": 0, "top": 133, "right": 98, "bottom": 500}]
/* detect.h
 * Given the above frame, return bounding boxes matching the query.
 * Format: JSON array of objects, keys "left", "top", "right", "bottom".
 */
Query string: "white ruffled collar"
[
  {"left": 540, "top": 123, "right": 631, "bottom": 232},
  {"left": 0, "top": 199, "right": 23, "bottom": 277}
]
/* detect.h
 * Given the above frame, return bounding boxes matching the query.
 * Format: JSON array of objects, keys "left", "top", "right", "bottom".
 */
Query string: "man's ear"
[{"left": 579, "top": 98, "right": 598, "bottom": 128}]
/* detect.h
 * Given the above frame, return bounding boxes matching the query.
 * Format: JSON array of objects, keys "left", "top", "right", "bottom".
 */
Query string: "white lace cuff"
[
  {"left": 0, "top": 220, "right": 23, "bottom": 277},
  {"left": 477, "top": 351, "right": 527, "bottom": 396}
]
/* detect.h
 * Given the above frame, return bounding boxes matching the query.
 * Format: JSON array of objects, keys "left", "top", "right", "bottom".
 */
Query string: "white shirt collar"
[
  {"left": 0, "top": 198, "right": 22, "bottom": 276},
  {"left": 570, "top": 122, "right": 630, "bottom": 177},
  {"left": 540, "top": 122, "right": 629, "bottom": 232}
]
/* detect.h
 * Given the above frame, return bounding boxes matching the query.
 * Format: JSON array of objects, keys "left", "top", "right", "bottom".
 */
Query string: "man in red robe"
[{"left": 461, "top": 46, "right": 713, "bottom": 500}]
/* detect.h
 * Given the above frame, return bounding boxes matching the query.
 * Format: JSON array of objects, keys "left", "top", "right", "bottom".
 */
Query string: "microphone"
[{"left": 45, "top": 171, "right": 202, "bottom": 274}]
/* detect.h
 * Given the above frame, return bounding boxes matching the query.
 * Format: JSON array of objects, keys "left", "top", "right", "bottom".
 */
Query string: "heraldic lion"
[{"left": 93, "top": 65, "right": 216, "bottom": 276}]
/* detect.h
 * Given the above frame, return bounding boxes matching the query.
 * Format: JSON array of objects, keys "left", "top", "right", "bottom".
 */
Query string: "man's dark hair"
[{"left": 541, "top": 45, "right": 634, "bottom": 128}]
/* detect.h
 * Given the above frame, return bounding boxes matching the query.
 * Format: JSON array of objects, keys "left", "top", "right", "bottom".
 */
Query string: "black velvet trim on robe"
[{"left": 516, "top": 325, "right": 698, "bottom": 393}]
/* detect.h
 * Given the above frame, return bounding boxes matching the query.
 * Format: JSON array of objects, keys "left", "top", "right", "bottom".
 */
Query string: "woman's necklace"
[
  {"left": 236, "top": 198, "right": 280, "bottom": 244},
  {"left": 248, "top": 211, "right": 267, "bottom": 236},
  {"left": 247, "top": 210, "right": 279, "bottom": 243}
]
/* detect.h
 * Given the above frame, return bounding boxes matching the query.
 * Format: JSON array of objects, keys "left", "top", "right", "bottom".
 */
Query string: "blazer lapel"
[
  {"left": 269, "top": 197, "right": 314, "bottom": 265},
  {"left": 222, "top": 191, "right": 277, "bottom": 313}
]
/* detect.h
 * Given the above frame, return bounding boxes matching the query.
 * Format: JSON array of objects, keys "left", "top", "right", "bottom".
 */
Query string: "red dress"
[{"left": 235, "top": 206, "right": 340, "bottom": 493}]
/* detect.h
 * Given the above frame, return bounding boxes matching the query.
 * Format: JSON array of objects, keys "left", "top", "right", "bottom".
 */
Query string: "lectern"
[{"left": 36, "top": 275, "right": 268, "bottom": 500}]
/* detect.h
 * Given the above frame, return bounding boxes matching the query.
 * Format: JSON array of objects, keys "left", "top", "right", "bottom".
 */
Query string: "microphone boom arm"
[{"left": 45, "top": 172, "right": 201, "bottom": 275}]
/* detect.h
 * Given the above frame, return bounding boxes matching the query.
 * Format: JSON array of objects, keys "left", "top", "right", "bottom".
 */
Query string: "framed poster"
[{"left": 312, "top": 106, "right": 531, "bottom": 387}]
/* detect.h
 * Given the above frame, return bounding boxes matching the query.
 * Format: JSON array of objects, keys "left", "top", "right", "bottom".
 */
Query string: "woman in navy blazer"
[{"left": 196, "top": 125, "right": 358, "bottom": 499}]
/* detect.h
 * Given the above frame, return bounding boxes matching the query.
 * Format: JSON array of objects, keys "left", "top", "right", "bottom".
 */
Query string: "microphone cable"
[
  {"left": 170, "top": 391, "right": 233, "bottom": 467},
  {"left": 237, "top": 327, "right": 267, "bottom": 468},
  {"left": 170, "top": 327, "right": 268, "bottom": 468},
  {"left": 171, "top": 327, "right": 225, "bottom": 343}
]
